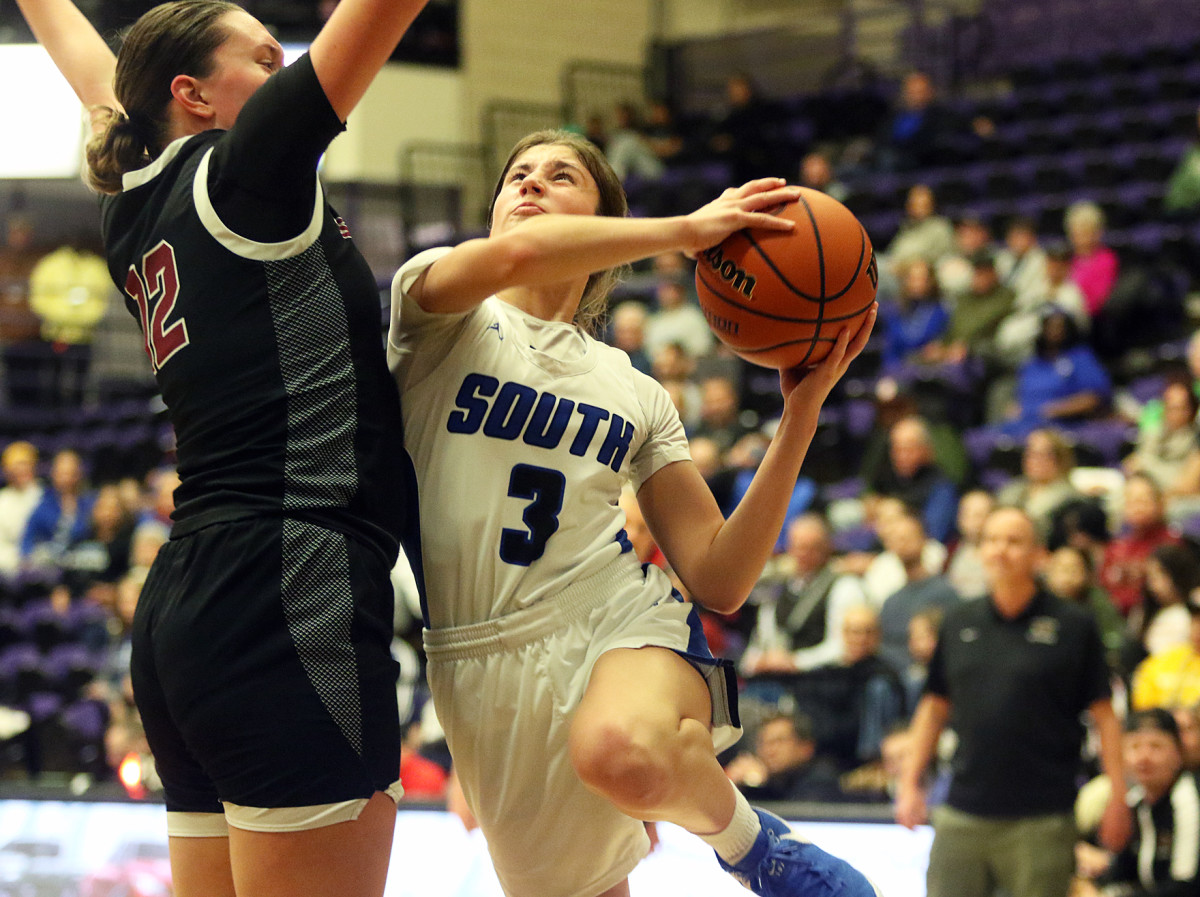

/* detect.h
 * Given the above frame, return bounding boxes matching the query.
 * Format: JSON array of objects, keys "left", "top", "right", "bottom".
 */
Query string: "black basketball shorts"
[{"left": 130, "top": 515, "right": 402, "bottom": 832}]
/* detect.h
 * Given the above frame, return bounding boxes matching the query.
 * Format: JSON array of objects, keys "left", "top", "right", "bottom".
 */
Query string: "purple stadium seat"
[{"left": 1068, "top": 419, "right": 1138, "bottom": 468}]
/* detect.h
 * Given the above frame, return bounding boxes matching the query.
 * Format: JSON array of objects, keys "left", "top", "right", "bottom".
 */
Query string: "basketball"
[{"left": 694, "top": 187, "right": 878, "bottom": 369}]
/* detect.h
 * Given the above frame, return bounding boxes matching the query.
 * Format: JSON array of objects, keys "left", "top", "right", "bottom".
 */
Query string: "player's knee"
[{"left": 569, "top": 717, "right": 671, "bottom": 810}]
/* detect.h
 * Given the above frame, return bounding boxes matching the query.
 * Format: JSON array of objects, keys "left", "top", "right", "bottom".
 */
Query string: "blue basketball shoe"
[{"left": 717, "top": 808, "right": 882, "bottom": 897}]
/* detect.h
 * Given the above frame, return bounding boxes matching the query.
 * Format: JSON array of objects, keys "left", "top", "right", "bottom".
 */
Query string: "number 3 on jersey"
[
  {"left": 500, "top": 464, "right": 565, "bottom": 566},
  {"left": 125, "top": 240, "right": 189, "bottom": 373}
]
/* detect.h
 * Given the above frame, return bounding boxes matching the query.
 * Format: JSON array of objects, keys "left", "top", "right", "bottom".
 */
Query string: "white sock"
[{"left": 697, "top": 788, "right": 761, "bottom": 866}]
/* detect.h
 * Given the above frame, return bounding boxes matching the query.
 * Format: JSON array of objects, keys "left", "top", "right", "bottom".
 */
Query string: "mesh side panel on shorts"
[
  {"left": 280, "top": 518, "right": 363, "bottom": 754},
  {"left": 265, "top": 242, "right": 358, "bottom": 510}
]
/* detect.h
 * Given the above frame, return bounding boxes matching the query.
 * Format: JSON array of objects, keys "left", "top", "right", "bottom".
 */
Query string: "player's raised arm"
[
  {"left": 14, "top": 0, "right": 118, "bottom": 130},
  {"left": 308, "top": 0, "right": 431, "bottom": 122},
  {"left": 410, "top": 178, "right": 802, "bottom": 315},
  {"left": 638, "top": 308, "right": 876, "bottom": 614}
]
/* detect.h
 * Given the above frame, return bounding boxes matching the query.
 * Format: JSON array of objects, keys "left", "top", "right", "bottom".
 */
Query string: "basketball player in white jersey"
[{"left": 388, "top": 130, "right": 880, "bottom": 897}]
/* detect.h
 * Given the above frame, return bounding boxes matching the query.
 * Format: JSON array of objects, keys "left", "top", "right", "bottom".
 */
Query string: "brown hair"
[
  {"left": 488, "top": 129, "right": 629, "bottom": 336},
  {"left": 86, "top": 0, "right": 239, "bottom": 194}
]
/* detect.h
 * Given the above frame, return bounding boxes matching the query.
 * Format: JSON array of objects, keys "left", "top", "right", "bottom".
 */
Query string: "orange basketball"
[{"left": 694, "top": 187, "right": 878, "bottom": 369}]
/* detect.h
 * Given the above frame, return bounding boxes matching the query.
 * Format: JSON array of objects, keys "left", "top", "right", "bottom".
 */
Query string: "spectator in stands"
[
  {"left": 876, "top": 511, "right": 960, "bottom": 674},
  {"left": 1124, "top": 378, "right": 1200, "bottom": 494},
  {"left": 1075, "top": 709, "right": 1200, "bottom": 897},
  {"left": 608, "top": 300, "right": 652, "bottom": 375},
  {"left": 799, "top": 604, "right": 906, "bottom": 770},
  {"left": 997, "top": 428, "right": 1084, "bottom": 540},
  {"left": 1049, "top": 495, "right": 1111, "bottom": 564},
  {"left": 798, "top": 150, "right": 848, "bottom": 203},
  {"left": 138, "top": 467, "right": 179, "bottom": 531},
  {"left": 879, "top": 258, "right": 950, "bottom": 373},
  {"left": 20, "top": 448, "right": 95, "bottom": 572},
  {"left": 945, "top": 490, "right": 993, "bottom": 600},
  {"left": 865, "top": 415, "right": 959, "bottom": 544},
  {"left": 880, "top": 184, "right": 955, "bottom": 284},
  {"left": 692, "top": 374, "right": 753, "bottom": 456},
  {"left": 996, "top": 217, "right": 1049, "bottom": 311},
  {"left": 723, "top": 710, "right": 843, "bottom": 803},
  {"left": 90, "top": 566, "right": 144, "bottom": 707},
  {"left": 650, "top": 340, "right": 701, "bottom": 430},
  {"left": 1163, "top": 104, "right": 1200, "bottom": 217},
  {"left": 1044, "top": 544, "right": 1127, "bottom": 675},
  {"left": 1175, "top": 703, "right": 1200, "bottom": 773},
  {"left": 127, "top": 518, "right": 169, "bottom": 580},
  {"left": 839, "top": 725, "right": 913, "bottom": 804},
  {"left": 857, "top": 381, "right": 971, "bottom": 491},
  {"left": 0, "top": 441, "right": 42, "bottom": 576},
  {"left": 1131, "top": 592, "right": 1200, "bottom": 712},
  {"left": 998, "top": 308, "right": 1111, "bottom": 437},
  {"left": 923, "top": 249, "right": 1013, "bottom": 368},
  {"left": 859, "top": 495, "right": 949, "bottom": 607},
  {"left": 740, "top": 513, "right": 868, "bottom": 676},
  {"left": 1042, "top": 240, "right": 1089, "bottom": 319},
  {"left": 934, "top": 213, "right": 995, "bottom": 302},
  {"left": 640, "top": 100, "right": 688, "bottom": 169},
  {"left": 1099, "top": 473, "right": 1181, "bottom": 617},
  {"left": 994, "top": 225, "right": 1087, "bottom": 369},
  {"left": 605, "top": 101, "right": 666, "bottom": 183},
  {"left": 901, "top": 609, "right": 941, "bottom": 716},
  {"left": 896, "top": 507, "right": 1129, "bottom": 897},
  {"left": 58, "top": 481, "right": 136, "bottom": 605},
  {"left": 1065, "top": 201, "right": 1120, "bottom": 319},
  {"left": 1130, "top": 542, "right": 1200, "bottom": 661},
  {"left": 706, "top": 73, "right": 783, "bottom": 183},
  {"left": 643, "top": 253, "right": 712, "bottom": 361},
  {"left": 872, "top": 70, "right": 957, "bottom": 173}
]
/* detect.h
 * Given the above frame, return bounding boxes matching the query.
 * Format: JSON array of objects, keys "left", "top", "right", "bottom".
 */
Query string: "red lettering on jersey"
[
  {"left": 335, "top": 217, "right": 352, "bottom": 240},
  {"left": 125, "top": 240, "right": 190, "bottom": 373}
]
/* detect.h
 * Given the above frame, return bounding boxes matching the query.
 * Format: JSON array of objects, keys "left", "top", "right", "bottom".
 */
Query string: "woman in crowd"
[
  {"left": 1130, "top": 542, "right": 1200, "bottom": 661},
  {"left": 997, "top": 428, "right": 1083, "bottom": 538}
]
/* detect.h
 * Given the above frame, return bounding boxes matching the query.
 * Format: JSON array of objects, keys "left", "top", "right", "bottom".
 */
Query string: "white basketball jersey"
[{"left": 388, "top": 248, "right": 692, "bottom": 628}]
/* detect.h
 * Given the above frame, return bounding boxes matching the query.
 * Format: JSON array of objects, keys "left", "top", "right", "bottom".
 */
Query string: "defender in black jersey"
[{"left": 15, "top": 0, "right": 429, "bottom": 894}]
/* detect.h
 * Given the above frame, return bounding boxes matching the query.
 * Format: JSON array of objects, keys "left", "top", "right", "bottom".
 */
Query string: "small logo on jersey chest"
[
  {"left": 334, "top": 217, "right": 352, "bottom": 240},
  {"left": 487, "top": 322, "right": 504, "bottom": 341},
  {"left": 1027, "top": 616, "right": 1060, "bottom": 645}
]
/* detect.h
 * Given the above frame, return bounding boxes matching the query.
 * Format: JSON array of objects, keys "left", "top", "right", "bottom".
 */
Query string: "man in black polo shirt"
[{"left": 894, "top": 506, "right": 1131, "bottom": 897}]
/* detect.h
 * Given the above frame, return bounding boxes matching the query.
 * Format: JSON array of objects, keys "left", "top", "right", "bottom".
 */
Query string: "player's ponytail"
[
  {"left": 86, "top": 107, "right": 158, "bottom": 194},
  {"left": 84, "top": 0, "right": 238, "bottom": 194},
  {"left": 490, "top": 130, "right": 630, "bottom": 336}
]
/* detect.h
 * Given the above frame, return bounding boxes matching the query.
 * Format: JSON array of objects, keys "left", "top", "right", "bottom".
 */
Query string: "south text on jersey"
[{"left": 447, "top": 373, "right": 635, "bottom": 473}]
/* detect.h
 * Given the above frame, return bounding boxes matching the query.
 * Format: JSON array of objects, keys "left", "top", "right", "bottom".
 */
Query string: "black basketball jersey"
[{"left": 100, "top": 55, "right": 414, "bottom": 563}]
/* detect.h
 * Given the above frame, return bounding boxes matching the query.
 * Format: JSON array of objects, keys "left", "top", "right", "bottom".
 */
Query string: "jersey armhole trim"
[{"left": 193, "top": 147, "right": 325, "bottom": 260}]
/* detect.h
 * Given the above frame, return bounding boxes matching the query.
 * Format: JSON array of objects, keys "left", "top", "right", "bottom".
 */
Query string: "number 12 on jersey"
[
  {"left": 500, "top": 464, "right": 565, "bottom": 566},
  {"left": 125, "top": 240, "right": 190, "bottom": 373}
]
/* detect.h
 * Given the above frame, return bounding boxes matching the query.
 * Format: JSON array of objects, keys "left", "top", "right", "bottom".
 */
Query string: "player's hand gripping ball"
[{"left": 694, "top": 187, "right": 878, "bottom": 368}]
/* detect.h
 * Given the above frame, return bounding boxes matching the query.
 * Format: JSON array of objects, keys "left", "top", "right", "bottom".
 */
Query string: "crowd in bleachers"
[{"left": 548, "top": 27, "right": 1200, "bottom": 821}]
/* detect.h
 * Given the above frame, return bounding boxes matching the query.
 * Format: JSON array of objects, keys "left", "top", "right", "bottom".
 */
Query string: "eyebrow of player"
[{"left": 511, "top": 159, "right": 585, "bottom": 177}]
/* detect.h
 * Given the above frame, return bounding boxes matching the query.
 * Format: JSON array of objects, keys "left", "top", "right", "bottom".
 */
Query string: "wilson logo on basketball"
[
  {"left": 701, "top": 306, "right": 740, "bottom": 337},
  {"left": 701, "top": 246, "right": 756, "bottom": 300}
]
